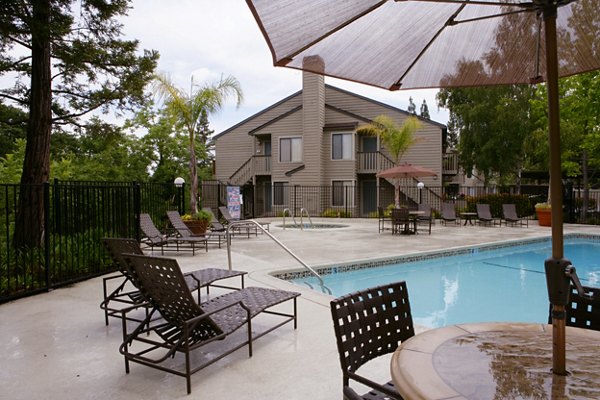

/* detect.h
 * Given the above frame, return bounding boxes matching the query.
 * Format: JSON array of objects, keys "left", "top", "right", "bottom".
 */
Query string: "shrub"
[{"left": 465, "top": 194, "right": 534, "bottom": 218}]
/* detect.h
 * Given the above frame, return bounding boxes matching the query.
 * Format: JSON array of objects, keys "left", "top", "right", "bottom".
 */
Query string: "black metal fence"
[
  {"left": 3, "top": 179, "right": 599, "bottom": 303},
  {"left": 0, "top": 180, "right": 180, "bottom": 303}
]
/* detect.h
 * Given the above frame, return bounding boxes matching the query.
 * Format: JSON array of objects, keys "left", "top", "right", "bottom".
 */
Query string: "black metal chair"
[
  {"left": 391, "top": 208, "right": 413, "bottom": 235},
  {"left": 476, "top": 204, "right": 500, "bottom": 226},
  {"left": 331, "top": 281, "right": 415, "bottom": 400},
  {"left": 120, "top": 254, "right": 300, "bottom": 394},
  {"left": 548, "top": 284, "right": 600, "bottom": 331},
  {"left": 377, "top": 206, "right": 392, "bottom": 233},
  {"left": 501, "top": 204, "right": 528, "bottom": 227},
  {"left": 416, "top": 203, "right": 433, "bottom": 234}
]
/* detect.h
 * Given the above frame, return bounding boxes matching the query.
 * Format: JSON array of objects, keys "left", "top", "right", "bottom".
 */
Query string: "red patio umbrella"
[
  {"left": 245, "top": 0, "right": 600, "bottom": 375},
  {"left": 376, "top": 162, "right": 437, "bottom": 180}
]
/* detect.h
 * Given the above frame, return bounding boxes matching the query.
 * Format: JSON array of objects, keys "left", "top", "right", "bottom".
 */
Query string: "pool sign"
[{"left": 227, "top": 186, "right": 241, "bottom": 219}]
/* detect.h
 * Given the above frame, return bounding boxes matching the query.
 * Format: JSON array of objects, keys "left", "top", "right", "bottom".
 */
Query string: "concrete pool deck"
[{"left": 1, "top": 218, "right": 598, "bottom": 399}]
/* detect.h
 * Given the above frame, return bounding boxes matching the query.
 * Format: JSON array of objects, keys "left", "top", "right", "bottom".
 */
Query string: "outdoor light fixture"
[
  {"left": 417, "top": 182, "right": 424, "bottom": 190},
  {"left": 417, "top": 181, "right": 424, "bottom": 204},
  {"left": 174, "top": 177, "right": 185, "bottom": 187}
]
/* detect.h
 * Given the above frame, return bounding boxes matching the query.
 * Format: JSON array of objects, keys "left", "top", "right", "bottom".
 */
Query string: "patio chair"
[
  {"left": 330, "top": 281, "right": 415, "bottom": 400},
  {"left": 139, "top": 213, "right": 207, "bottom": 255},
  {"left": 441, "top": 202, "right": 460, "bottom": 225},
  {"left": 476, "top": 204, "right": 500, "bottom": 226},
  {"left": 100, "top": 237, "right": 247, "bottom": 325},
  {"left": 219, "top": 206, "right": 270, "bottom": 237},
  {"left": 501, "top": 204, "right": 528, "bottom": 227},
  {"left": 377, "top": 206, "right": 392, "bottom": 233},
  {"left": 166, "top": 210, "right": 226, "bottom": 248},
  {"left": 548, "top": 284, "right": 600, "bottom": 331},
  {"left": 416, "top": 203, "right": 433, "bottom": 235},
  {"left": 391, "top": 208, "right": 413, "bottom": 235},
  {"left": 120, "top": 253, "right": 300, "bottom": 394},
  {"left": 202, "top": 207, "right": 227, "bottom": 232}
]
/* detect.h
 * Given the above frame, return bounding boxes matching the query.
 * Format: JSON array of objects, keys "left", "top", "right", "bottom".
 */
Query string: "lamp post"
[
  {"left": 417, "top": 181, "right": 424, "bottom": 204},
  {"left": 174, "top": 177, "right": 185, "bottom": 214}
]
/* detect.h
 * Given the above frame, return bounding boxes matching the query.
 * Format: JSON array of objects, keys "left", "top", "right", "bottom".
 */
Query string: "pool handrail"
[
  {"left": 299, "top": 208, "right": 313, "bottom": 230},
  {"left": 225, "top": 220, "right": 331, "bottom": 295}
]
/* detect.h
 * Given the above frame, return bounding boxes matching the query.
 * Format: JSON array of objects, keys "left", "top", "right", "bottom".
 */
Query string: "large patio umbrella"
[
  {"left": 377, "top": 162, "right": 437, "bottom": 180},
  {"left": 245, "top": 0, "right": 600, "bottom": 374}
]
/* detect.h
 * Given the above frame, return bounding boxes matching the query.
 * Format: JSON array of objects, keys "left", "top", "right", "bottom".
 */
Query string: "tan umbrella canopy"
[
  {"left": 377, "top": 162, "right": 437, "bottom": 180},
  {"left": 246, "top": 0, "right": 600, "bottom": 374}
]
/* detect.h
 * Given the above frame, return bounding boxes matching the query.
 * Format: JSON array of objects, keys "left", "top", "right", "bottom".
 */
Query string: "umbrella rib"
[
  {"left": 273, "top": 1, "right": 389, "bottom": 66},
  {"left": 451, "top": 9, "right": 530, "bottom": 25},
  {"left": 391, "top": 3, "right": 467, "bottom": 90},
  {"left": 396, "top": 0, "right": 533, "bottom": 8}
]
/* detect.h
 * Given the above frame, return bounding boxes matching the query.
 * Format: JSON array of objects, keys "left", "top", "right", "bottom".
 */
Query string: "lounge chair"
[
  {"left": 441, "top": 202, "right": 460, "bottom": 225},
  {"left": 202, "top": 207, "right": 227, "bottom": 232},
  {"left": 139, "top": 213, "right": 207, "bottom": 255},
  {"left": 100, "top": 237, "right": 247, "bottom": 325},
  {"left": 120, "top": 253, "right": 300, "bottom": 394},
  {"left": 416, "top": 203, "right": 433, "bottom": 234},
  {"left": 166, "top": 210, "right": 226, "bottom": 248},
  {"left": 218, "top": 206, "right": 270, "bottom": 237},
  {"left": 548, "top": 284, "right": 600, "bottom": 331},
  {"left": 377, "top": 206, "right": 392, "bottom": 233},
  {"left": 476, "top": 204, "right": 500, "bottom": 226},
  {"left": 501, "top": 204, "right": 528, "bottom": 227},
  {"left": 330, "top": 281, "right": 414, "bottom": 400},
  {"left": 391, "top": 208, "right": 413, "bottom": 235}
]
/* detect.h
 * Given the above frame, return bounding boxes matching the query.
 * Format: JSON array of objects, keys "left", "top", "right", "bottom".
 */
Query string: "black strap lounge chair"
[
  {"left": 331, "top": 281, "right": 415, "bottom": 400},
  {"left": 166, "top": 210, "right": 226, "bottom": 248},
  {"left": 218, "top": 206, "right": 270, "bottom": 237},
  {"left": 501, "top": 204, "right": 528, "bottom": 227},
  {"left": 100, "top": 237, "right": 246, "bottom": 325},
  {"left": 120, "top": 254, "right": 300, "bottom": 394},
  {"left": 202, "top": 207, "right": 227, "bottom": 232},
  {"left": 548, "top": 284, "right": 600, "bottom": 331},
  {"left": 476, "top": 204, "right": 500, "bottom": 226},
  {"left": 441, "top": 202, "right": 460, "bottom": 225},
  {"left": 139, "top": 213, "right": 207, "bottom": 255}
]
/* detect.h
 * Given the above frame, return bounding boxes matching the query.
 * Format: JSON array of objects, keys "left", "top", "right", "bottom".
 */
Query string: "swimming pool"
[{"left": 285, "top": 234, "right": 600, "bottom": 328}]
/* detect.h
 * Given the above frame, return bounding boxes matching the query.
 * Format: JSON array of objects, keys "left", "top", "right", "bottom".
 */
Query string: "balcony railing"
[
  {"left": 443, "top": 152, "right": 459, "bottom": 175},
  {"left": 357, "top": 152, "right": 395, "bottom": 173}
]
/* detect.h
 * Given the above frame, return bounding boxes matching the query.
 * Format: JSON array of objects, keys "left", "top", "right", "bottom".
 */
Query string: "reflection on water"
[{"left": 433, "top": 329, "right": 600, "bottom": 399}]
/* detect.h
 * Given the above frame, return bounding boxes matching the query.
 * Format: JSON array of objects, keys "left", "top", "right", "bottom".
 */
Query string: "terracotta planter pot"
[
  {"left": 536, "top": 209, "right": 551, "bottom": 227},
  {"left": 183, "top": 220, "right": 209, "bottom": 235}
]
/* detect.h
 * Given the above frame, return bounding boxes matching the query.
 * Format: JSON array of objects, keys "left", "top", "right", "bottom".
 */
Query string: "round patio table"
[{"left": 391, "top": 322, "right": 600, "bottom": 400}]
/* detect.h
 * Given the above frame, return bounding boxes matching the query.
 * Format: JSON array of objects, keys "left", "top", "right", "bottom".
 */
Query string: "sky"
[{"left": 122, "top": 0, "right": 449, "bottom": 135}]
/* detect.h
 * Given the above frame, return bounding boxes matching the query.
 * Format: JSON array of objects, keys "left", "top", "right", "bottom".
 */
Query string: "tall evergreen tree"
[{"left": 0, "top": 1, "right": 158, "bottom": 247}]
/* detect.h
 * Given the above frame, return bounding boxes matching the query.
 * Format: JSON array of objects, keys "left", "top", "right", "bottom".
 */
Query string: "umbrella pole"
[{"left": 543, "top": 3, "right": 569, "bottom": 376}]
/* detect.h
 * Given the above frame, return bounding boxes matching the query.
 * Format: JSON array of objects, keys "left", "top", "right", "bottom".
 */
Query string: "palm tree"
[
  {"left": 153, "top": 73, "right": 243, "bottom": 214},
  {"left": 357, "top": 115, "right": 422, "bottom": 207}
]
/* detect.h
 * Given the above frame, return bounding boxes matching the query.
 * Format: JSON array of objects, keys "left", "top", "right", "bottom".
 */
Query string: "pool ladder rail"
[
  {"left": 225, "top": 219, "right": 331, "bottom": 295},
  {"left": 282, "top": 208, "right": 313, "bottom": 230}
]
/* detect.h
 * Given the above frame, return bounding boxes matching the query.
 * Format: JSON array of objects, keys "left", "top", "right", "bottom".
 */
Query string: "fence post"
[
  {"left": 43, "top": 181, "right": 51, "bottom": 291},
  {"left": 133, "top": 181, "right": 141, "bottom": 242}
]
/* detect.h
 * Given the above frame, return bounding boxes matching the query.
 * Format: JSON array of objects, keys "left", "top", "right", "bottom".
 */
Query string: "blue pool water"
[{"left": 292, "top": 236, "right": 600, "bottom": 328}]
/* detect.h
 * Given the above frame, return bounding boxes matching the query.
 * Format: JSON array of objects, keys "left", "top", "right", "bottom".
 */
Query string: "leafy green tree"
[
  {"left": 0, "top": 0, "right": 158, "bottom": 247},
  {"left": 152, "top": 73, "right": 243, "bottom": 214},
  {"left": 357, "top": 115, "right": 421, "bottom": 207},
  {"left": 0, "top": 103, "right": 28, "bottom": 159},
  {"left": 437, "top": 84, "right": 536, "bottom": 188}
]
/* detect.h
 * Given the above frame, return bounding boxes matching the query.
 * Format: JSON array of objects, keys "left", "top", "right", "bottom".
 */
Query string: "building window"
[
  {"left": 273, "top": 182, "right": 289, "bottom": 206},
  {"left": 280, "top": 137, "right": 302, "bottom": 162},
  {"left": 332, "top": 133, "right": 353, "bottom": 160},
  {"left": 332, "top": 180, "right": 355, "bottom": 207}
]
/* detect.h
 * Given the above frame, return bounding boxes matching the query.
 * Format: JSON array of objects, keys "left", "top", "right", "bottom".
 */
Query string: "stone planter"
[
  {"left": 183, "top": 220, "right": 209, "bottom": 235},
  {"left": 536, "top": 208, "right": 551, "bottom": 227}
]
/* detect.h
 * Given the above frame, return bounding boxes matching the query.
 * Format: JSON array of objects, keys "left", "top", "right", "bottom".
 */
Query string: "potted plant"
[
  {"left": 181, "top": 209, "right": 212, "bottom": 235},
  {"left": 535, "top": 203, "right": 552, "bottom": 227}
]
